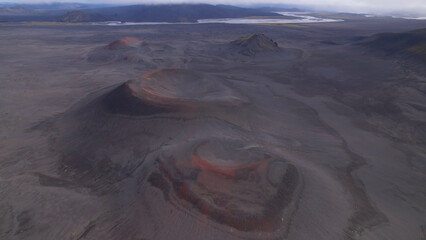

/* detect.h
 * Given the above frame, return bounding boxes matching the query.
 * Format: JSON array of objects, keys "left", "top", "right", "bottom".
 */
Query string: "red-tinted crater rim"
[
  {"left": 104, "top": 36, "right": 145, "bottom": 50},
  {"left": 192, "top": 140, "right": 267, "bottom": 178},
  {"left": 103, "top": 69, "right": 245, "bottom": 116},
  {"left": 130, "top": 68, "right": 203, "bottom": 104},
  {"left": 148, "top": 139, "right": 300, "bottom": 234}
]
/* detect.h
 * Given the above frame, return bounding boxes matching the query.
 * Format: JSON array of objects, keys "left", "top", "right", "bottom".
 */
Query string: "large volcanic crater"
[{"left": 146, "top": 137, "right": 301, "bottom": 236}]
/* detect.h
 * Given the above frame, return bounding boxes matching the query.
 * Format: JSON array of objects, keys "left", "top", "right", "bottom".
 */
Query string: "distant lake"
[
  {"left": 93, "top": 12, "right": 344, "bottom": 26},
  {"left": 92, "top": 21, "right": 179, "bottom": 26},
  {"left": 197, "top": 12, "right": 344, "bottom": 24},
  {"left": 364, "top": 14, "right": 426, "bottom": 20},
  {"left": 398, "top": 16, "right": 426, "bottom": 20}
]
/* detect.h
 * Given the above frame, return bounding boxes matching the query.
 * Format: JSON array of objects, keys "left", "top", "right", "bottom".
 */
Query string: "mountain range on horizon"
[
  {"left": 0, "top": 2, "right": 305, "bottom": 22},
  {"left": 0, "top": 3, "right": 293, "bottom": 22}
]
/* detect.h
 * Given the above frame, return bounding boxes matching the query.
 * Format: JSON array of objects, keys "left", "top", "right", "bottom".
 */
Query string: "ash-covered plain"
[{"left": 0, "top": 16, "right": 425, "bottom": 240}]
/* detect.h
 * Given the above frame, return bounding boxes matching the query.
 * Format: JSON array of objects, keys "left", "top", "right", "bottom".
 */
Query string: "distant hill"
[
  {"left": 360, "top": 28, "right": 426, "bottom": 62},
  {"left": 55, "top": 11, "right": 107, "bottom": 23},
  {"left": 77, "top": 4, "right": 281, "bottom": 22},
  {"left": 256, "top": 7, "right": 302, "bottom": 12},
  {"left": 0, "top": 7, "right": 32, "bottom": 15},
  {"left": 241, "top": 3, "right": 304, "bottom": 12},
  {"left": 0, "top": 3, "right": 280, "bottom": 23},
  {"left": 0, "top": 3, "right": 114, "bottom": 10},
  {"left": 229, "top": 33, "right": 280, "bottom": 56},
  {"left": 0, "top": 3, "right": 108, "bottom": 21}
]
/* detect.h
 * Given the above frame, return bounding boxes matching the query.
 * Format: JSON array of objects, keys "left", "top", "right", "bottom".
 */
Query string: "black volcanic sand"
[{"left": 0, "top": 18, "right": 425, "bottom": 240}]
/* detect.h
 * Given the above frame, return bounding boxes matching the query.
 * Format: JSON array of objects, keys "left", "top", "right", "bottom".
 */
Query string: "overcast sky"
[{"left": 6, "top": 0, "right": 426, "bottom": 15}]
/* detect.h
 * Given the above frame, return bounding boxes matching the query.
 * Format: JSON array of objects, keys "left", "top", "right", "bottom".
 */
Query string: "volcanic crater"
[
  {"left": 87, "top": 37, "right": 181, "bottom": 66},
  {"left": 104, "top": 68, "right": 247, "bottom": 116},
  {"left": 148, "top": 138, "right": 301, "bottom": 234}
]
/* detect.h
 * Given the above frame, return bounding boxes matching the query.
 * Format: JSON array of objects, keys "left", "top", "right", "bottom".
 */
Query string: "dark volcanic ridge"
[
  {"left": 229, "top": 33, "right": 281, "bottom": 56},
  {"left": 359, "top": 28, "right": 426, "bottom": 62}
]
